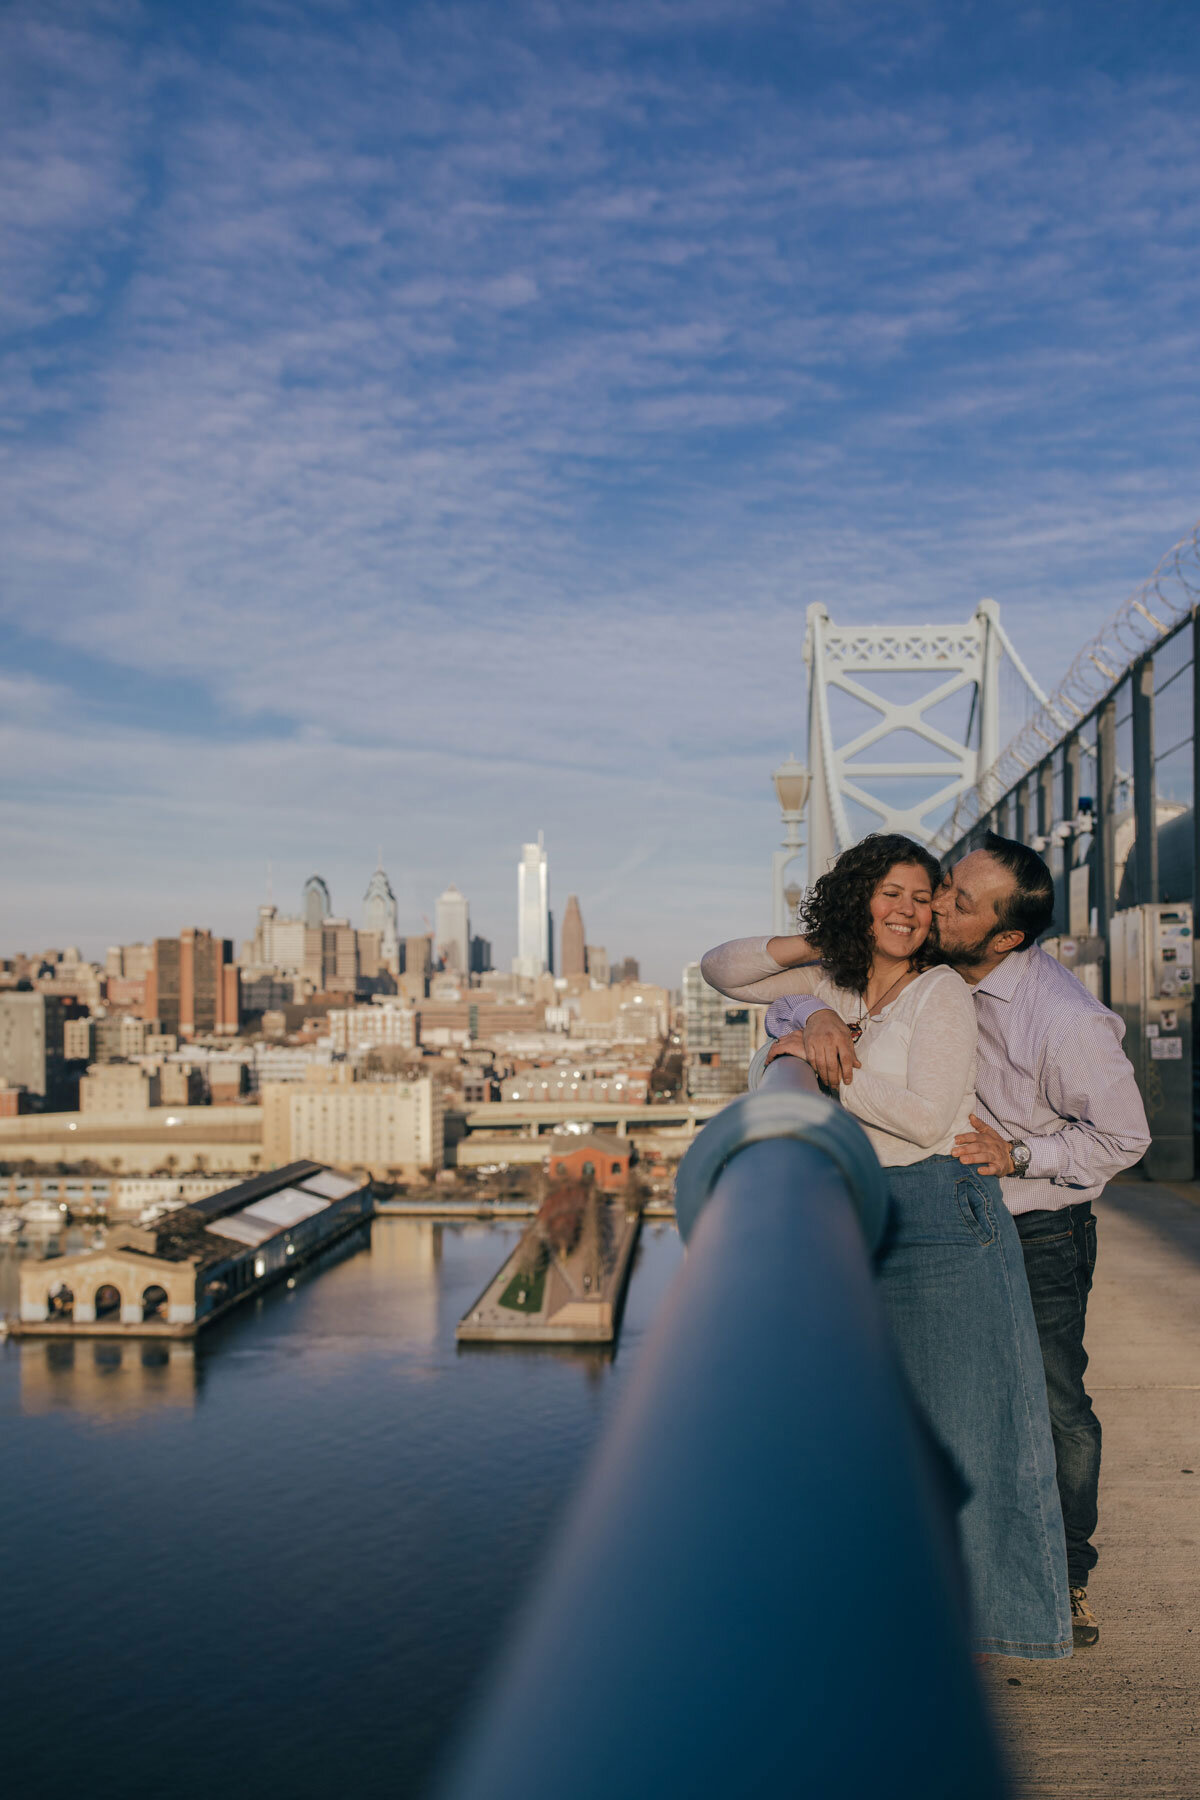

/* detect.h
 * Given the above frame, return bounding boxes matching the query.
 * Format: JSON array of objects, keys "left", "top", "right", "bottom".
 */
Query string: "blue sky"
[{"left": 2, "top": 0, "right": 1199, "bottom": 982}]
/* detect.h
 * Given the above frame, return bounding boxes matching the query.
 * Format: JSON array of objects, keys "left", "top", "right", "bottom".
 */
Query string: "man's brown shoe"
[{"left": 1070, "top": 1587, "right": 1099, "bottom": 1646}]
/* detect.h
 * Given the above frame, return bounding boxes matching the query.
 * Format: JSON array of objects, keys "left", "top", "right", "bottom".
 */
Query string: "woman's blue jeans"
[{"left": 878, "top": 1157, "right": 1072, "bottom": 1659}]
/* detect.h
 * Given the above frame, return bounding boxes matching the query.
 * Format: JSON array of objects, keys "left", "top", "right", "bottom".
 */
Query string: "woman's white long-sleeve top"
[{"left": 701, "top": 937, "right": 978, "bottom": 1168}]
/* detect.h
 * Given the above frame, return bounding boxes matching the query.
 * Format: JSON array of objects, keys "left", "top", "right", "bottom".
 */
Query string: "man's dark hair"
[
  {"left": 980, "top": 831, "right": 1054, "bottom": 950},
  {"left": 799, "top": 833, "right": 940, "bottom": 994}
]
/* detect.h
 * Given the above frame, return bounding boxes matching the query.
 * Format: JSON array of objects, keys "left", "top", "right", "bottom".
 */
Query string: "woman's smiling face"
[{"left": 869, "top": 861, "right": 934, "bottom": 959}]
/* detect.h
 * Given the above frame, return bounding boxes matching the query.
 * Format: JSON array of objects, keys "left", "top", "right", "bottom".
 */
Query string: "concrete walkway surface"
[{"left": 983, "top": 1179, "right": 1199, "bottom": 1797}]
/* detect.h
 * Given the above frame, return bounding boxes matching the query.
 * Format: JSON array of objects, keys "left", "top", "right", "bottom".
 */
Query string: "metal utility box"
[
  {"left": 1041, "top": 935, "right": 1105, "bottom": 1003},
  {"left": 1108, "top": 903, "right": 1194, "bottom": 1181}
]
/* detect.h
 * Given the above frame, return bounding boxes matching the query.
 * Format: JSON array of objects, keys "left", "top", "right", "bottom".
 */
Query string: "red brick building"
[{"left": 544, "top": 1132, "right": 632, "bottom": 1193}]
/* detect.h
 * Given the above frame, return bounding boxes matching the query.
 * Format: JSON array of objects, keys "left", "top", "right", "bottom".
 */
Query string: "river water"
[{"left": 0, "top": 1216, "right": 684, "bottom": 1798}]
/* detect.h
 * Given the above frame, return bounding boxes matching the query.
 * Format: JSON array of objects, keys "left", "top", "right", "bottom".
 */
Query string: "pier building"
[{"left": 12, "top": 1161, "right": 371, "bottom": 1338}]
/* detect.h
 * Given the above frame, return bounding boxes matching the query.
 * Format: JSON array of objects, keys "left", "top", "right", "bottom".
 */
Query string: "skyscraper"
[
  {"left": 561, "top": 895, "right": 586, "bottom": 977},
  {"left": 514, "top": 833, "right": 551, "bottom": 978},
  {"left": 435, "top": 883, "right": 470, "bottom": 974},
  {"left": 363, "top": 863, "right": 400, "bottom": 969},
  {"left": 303, "top": 875, "right": 331, "bottom": 930},
  {"left": 146, "top": 930, "right": 240, "bottom": 1039}
]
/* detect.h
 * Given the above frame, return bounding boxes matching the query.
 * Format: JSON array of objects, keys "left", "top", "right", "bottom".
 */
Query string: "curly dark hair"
[{"left": 798, "top": 833, "right": 941, "bottom": 994}]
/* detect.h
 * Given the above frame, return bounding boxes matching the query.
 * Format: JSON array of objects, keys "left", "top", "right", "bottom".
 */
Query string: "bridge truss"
[{"left": 804, "top": 599, "right": 1047, "bottom": 878}]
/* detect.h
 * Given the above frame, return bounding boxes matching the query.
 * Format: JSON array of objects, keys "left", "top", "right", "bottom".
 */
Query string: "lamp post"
[{"left": 772, "top": 755, "right": 810, "bottom": 934}]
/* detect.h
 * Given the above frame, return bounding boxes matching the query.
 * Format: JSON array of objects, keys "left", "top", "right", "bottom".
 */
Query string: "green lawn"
[{"left": 498, "top": 1260, "right": 547, "bottom": 1313}]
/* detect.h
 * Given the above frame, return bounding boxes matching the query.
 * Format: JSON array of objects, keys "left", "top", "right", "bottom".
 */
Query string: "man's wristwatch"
[{"left": 1009, "top": 1140, "right": 1032, "bottom": 1177}]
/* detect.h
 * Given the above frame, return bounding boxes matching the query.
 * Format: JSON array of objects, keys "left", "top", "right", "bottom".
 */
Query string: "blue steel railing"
[{"left": 441, "top": 1053, "right": 1008, "bottom": 1800}]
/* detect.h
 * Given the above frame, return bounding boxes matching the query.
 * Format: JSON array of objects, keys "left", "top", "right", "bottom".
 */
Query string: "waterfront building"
[
  {"left": 13, "top": 1162, "right": 371, "bottom": 1337},
  {"left": 303, "top": 875, "right": 332, "bottom": 930},
  {"left": 0, "top": 1099, "right": 260, "bottom": 1174},
  {"left": 146, "top": 930, "right": 240, "bottom": 1040},
  {"left": 0, "top": 992, "right": 69, "bottom": 1105},
  {"left": 544, "top": 1132, "right": 633, "bottom": 1193},
  {"left": 436, "top": 884, "right": 471, "bottom": 974},
  {"left": 363, "top": 864, "right": 400, "bottom": 970},
  {"left": 561, "top": 896, "right": 586, "bottom": 977},
  {"left": 261, "top": 1069, "right": 443, "bottom": 1179},
  {"left": 514, "top": 834, "right": 551, "bottom": 979}
]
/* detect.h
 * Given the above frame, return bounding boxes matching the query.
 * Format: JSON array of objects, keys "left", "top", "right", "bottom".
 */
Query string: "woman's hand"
[
  {"left": 765, "top": 1031, "right": 811, "bottom": 1067},
  {"left": 802, "top": 1011, "right": 861, "bottom": 1088}
]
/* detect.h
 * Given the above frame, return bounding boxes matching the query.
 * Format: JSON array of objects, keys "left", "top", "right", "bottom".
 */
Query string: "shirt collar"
[{"left": 972, "top": 944, "right": 1037, "bottom": 1002}]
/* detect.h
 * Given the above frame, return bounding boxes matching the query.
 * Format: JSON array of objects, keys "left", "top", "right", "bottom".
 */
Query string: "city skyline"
[
  {"left": 0, "top": 845, "right": 648, "bottom": 990},
  {"left": 4, "top": 3, "right": 1200, "bottom": 981}
]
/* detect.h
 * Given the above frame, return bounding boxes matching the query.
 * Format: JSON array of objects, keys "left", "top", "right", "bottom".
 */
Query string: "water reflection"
[
  {"left": 370, "top": 1216, "right": 442, "bottom": 1347},
  {"left": 19, "top": 1337, "right": 198, "bottom": 1416},
  {"left": 4, "top": 1218, "right": 666, "bottom": 1424},
  {"left": 0, "top": 1218, "right": 685, "bottom": 1799}
]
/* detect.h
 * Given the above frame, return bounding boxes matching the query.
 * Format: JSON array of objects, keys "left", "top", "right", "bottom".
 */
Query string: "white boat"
[{"left": 19, "top": 1198, "right": 68, "bottom": 1227}]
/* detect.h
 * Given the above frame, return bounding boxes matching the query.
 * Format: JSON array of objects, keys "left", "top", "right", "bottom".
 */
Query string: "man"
[{"left": 764, "top": 833, "right": 1150, "bottom": 1647}]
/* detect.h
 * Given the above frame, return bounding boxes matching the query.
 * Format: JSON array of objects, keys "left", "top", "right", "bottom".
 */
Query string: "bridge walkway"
[{"left": 982, "top": 1178, "right": 1199, "bottom": 1796}]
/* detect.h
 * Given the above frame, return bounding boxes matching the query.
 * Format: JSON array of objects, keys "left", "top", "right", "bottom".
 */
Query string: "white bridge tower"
[{"left": 803, "top": 599, "right": 1044, "bottom": 879}]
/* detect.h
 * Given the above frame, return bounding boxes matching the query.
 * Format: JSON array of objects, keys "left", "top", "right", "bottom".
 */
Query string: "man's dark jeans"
[{"left": 1015, "top": 1201, "right": 1100, "bottom": 1588}]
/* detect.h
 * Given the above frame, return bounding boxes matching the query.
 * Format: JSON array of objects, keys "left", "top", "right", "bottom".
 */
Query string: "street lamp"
[{"left": 772, "top": 754, "right": 810, "bottom": 934}]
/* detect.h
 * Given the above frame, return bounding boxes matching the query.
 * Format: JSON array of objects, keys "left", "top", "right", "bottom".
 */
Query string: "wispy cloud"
[{"left": 1, "top": 0, "right": 1199, "bottom": 973}]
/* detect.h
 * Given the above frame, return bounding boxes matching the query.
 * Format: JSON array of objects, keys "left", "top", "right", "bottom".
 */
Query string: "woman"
[{"left": 702, "top": 832, "right": 1071, "bottom": 1661}]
